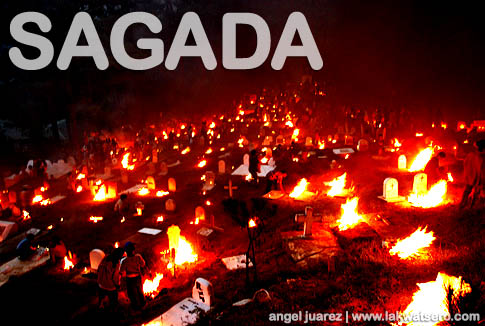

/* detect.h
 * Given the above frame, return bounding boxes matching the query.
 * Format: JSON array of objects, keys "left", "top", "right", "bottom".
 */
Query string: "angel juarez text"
[{"left": 9, "top": 11, "right": 323, "bottom": 71}]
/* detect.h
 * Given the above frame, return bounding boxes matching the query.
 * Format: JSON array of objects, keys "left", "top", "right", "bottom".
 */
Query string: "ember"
[
  {"left": 408, "top": 180, "right": 447, "bottom": 208},
  {"left": 121, "top": 153, "right": 135, "bottom": 170},
  {"left": 197, "top": 159, "right": 207, "bottom": 168},
  {"left": 248, "top": 218, "right": 257, "bottom": 228},
  {"left": 22, "top": 210, "right": 31, "bottom": 220},
  {"left": 156, "top": 190, "right": 169, "bottom": 197},
  {"left": 389, "top": 227, "right": 436, "bottom": 259},
  {"left": 89, "top": 216, "right": 103, "bottom": 223},
  {"left": 336, "top": 197, "right": 364, "bottom": 231},
  {"left": 138, "top": 187, "right": 150, "bottom": 196}
]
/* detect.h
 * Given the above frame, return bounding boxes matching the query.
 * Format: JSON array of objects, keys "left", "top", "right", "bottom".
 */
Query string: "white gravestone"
[
  {"left": 378, "top": 178, "right": 404, "bottom": 202},
  {"left": 413, "top": 173, "right": 428, "bottom": 195},
  {"left": 89, "top": 249, "right": 105, "bottom": 272}
]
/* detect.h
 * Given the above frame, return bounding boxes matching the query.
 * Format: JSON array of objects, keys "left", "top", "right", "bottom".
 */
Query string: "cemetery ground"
[{"left": 0, "top": 149, "right": 484, "bottom": 326}]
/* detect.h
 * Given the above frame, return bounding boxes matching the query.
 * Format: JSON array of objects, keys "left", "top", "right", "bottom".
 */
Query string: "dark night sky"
[{"left": 0, "top": 0, "right": 484, "bottom": 129}]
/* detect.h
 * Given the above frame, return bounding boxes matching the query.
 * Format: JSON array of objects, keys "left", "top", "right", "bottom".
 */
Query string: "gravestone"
[
  {"left": 165, "top": 199, "right": 176, "bottom": 212},
  {"left": 168, "top": 178, "right": 176, "bottom": 192},
  {"left": 160, "top": 162, "right": 168, "bottom": 176},
  {"left": 89, "top": 249, "right": 105, "bottom": 272},
  {"left": 146, "top": 176, "right": 156, "bottom": 190},
  {"left": 195, "top": 206, "right": 205, "bottom": 221},
  {"left": 276, "top": 135, "right": 284, "bottom": 145},
  {"left": 224, "top": 179, "right": 238, "bottom": 198},
  {"left": 218, "top": 160, "right": 226, "bottom": 174},
  {"left": 295, "top": 207, "right": 322, "bottom": 237},
  {"left": 191, "top": 278, "right": 213, "bottom": 308},
  {"left": 305, "top": 137, "right": 313, "bottom": 147},
  {"left": 345, "top": 136, "right": 354, "bottom": 146},
  {"left": 413, "top": 173, "right": 428, "bottom": 195},
  {"left": 357, "top": 139, "right": 369, "bottom": 152},
  {"left": 243, "top": 154, "right": 250, "bottom": 166},
  {"left": 0, "top": 220, "right": 18, "bottom": 242},
  {"left": 398, "top": 155, "right": 407, "bottom": 170},
  {"left": 378, "top": 177, "right": 404, "bottom": 202}
]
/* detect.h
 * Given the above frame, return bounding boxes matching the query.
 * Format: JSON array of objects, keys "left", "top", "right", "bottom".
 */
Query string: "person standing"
[
  {"left": 460, "top": 140, "right": 485, "bottom": 208},
  {"left": 120, "top": 242, "right": 146, "bottom": 310}
]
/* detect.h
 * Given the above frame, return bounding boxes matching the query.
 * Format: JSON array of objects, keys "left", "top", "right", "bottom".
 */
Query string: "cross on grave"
[
  {"left": 224, "top": 179, "right": 238, "bottom": 198},
  {"left": 295, "top": 206, "right": 323, "bottom": 237}
]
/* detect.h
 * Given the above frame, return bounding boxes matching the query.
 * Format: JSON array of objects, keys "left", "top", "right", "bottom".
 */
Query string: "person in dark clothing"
[
  {"left": 249, "top": 150, "right": 260, "bottom": 183},
  {"left": 120, "top": 242, "right": 146, "bottom": 310},
  {"left": 16, "top": 233, "right": 36, "bottom": 261},
  {"left": 265, "top": 170, "right": 287, "bottom": 194},
  {"left": 424, "top": 151, "right": 446, "bottom": 183}
]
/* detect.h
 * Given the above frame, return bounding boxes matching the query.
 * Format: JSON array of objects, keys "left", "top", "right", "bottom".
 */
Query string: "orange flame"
[
  {"left": 76, "top": 185, "right": 83, "bottom": 192},
  {"left": 143, "top": 273, "right": 164, "bottom": 298},
  {"left": 181, "top": 147, "right": 191, "bottom": 155},
  {"left": 32, "top": 194, "right": 43, "bottom": 204},
  {"left": 22, "top": 210, "right": 31, "bottom": 220},
  {"left": 89, "top": 216, "right": 103, "bottom": 223},
  {"left": 197, "top": 160, "right": 207, "bottom": 168},
  {"left": 205, "top": 148, "right": 213, "bottom": 154},
  {"left": 408, "top": 180, "right": 447, "bottom": 208},
  {"left": 447, "top": 173, "right": 454, "bottom": 182},
  {"left": 399, "top": 273, "right": 471, "bottom": 326},
  {"left": 156, "top": 190, "right": 169, "bottom": 197},
  {"left": 93, "top": 184, "right": 107, "bottom": 201},
  {"left": 121, "top": 153, "right": 135, "bottom": 170},
  {"left": 156, "top": 215, "right": 164, "bottom": 222},
  {"left": 289, "top": 178, "right": 308, "bottom": 198},
  {"left": 166, "top": 225, "right": 198, "bottom": 267},
  {"left": 248, "top": 219, "right": 257, "bottom": 228},
  {"left": 408, "top": 147, "right": 434, "bottom": 172},
  {"left": 138, "top": 187, "right": 150, "bottom": 196},
  {"left": 63, "top": 252, "right": 74, "bottom": 270},
  {"left": 325, "top": 173, "right": 348, "bottom": 197},
  {"left": 389, "top": 227, "right": 436, "bottom": 259},
  {"left": 336, "top": 197, "right": 364, "bottom": 231}
]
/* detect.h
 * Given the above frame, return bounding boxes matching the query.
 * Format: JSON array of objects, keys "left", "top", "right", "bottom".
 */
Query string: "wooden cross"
[
  {"left": 295, "top": 206, "right": 322, "bottom": 236},
  {"left": 224, "top": 179, "right": 238, "bottom": 198}
]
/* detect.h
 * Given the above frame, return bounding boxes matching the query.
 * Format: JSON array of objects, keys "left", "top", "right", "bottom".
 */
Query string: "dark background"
[{"left": 0, "top": 0, "right": 484, "bottom": 134}]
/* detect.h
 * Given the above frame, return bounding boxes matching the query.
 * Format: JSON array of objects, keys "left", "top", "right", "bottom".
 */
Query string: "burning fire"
[
  {"left": 408, "top": 180, "right": 447, "bottom": 208},
  {"left": 325, "top": 173, "right": 348, "bottom": 197},
  {"left": 197, "top": 159, "right": 207, "bottom": 168},
  {"left": 121, "top": 153, "right": 135, "bottom": 170},
  {"left": 76, "top": 173, "right": 86, "bottom": 180},
  {"left": 143, "top": 273, "right": 164, "bottom": 298},
  {"left": 156, "top": 215, "right": 164, "bottom": 222},
  {"left": 336, "top": 197, "right": 364, "bottom": 231},
  {"left": 63, "top": 252, "right": 74, "bottom": 270},
  {"left": 181, "top": 147, "right": 191, "bottom": 155},
  {"left": 389, "top": 227, "right": 436, "bottom": 259},
  {"left": 205, "top": 148, "right": 213, "bottom": 154},
  {"left": 248, "top": 218, "right": 257, "bottom": 228},
  {"left": 398, "top": 272, "right": 471, "bottom": 326},
  {"left": 289, "top": 178, "right": 308, "bottom": 198},
  {"left": 76, "top": 185, "right": 83, "bottom": 192},
  {"left": 291, "top": 128, "right": 300, "bottom": 141},
  {"left": 156, "top": 190, "right": 169, "bottom": 197},
  {"left": 261, "top": 157, "right": 269, "bottom": 164},
  {"left": 408, "top": 147, "right": 434, "bottom": 172},
  {"left": 166, "top": 225, "right": 198, "bottom": 267},
  {"left": 447, "top": 173, "right": 454, "bottom": 182},
  {"left": 32, "top": 194, "right": 43, "bottom": 204},
  {"left": 22, "top": 210, "right": 31, "bottom": 220},
  {"left": 393, "top": 138, "right": 402, "bottom": 148},
  {"left": 89, "top": 216, "right": 103, "bottom": 223},
  {"left": 93, "top": 184, "right": 107, "bottom": 201},
  {"left": 138, "top": 187, "right": 150, "bottom": 196}
]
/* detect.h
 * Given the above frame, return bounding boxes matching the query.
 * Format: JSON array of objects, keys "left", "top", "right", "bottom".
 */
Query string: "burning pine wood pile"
[{"left": 0, "top": 91, "right": 484, "bottom": 326}]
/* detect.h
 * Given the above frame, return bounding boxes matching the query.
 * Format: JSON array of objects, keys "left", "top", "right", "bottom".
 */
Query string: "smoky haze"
[{"left": 0, "top": 0, "right": 484, "bottom": 133}]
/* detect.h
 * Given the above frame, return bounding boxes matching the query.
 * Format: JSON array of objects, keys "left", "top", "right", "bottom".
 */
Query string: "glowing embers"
[
  {"left": 407, "top": 180, "right": 447, "bottom": 208},
  {"left": 166, "top": 225, "right": 198, "bottom": 269},
  {"left": 89, "top": 216, "right": 103, "bottom": 223},
  {"left": 336, "top": 197, "right": 365, "bottom": 231},
  {"left": 397, "top": 273, "right": 471, "bottom": 326},
  {"left": 325, "top": 173, "right": 352, "bottom": 197},
  {"left": 408, "top": 147, "right": 433, "bottom": 172},
  {"left": 389, "top": 227, "right": 436, "bottom": 260},
  {"left": 197, "top": 159, "right": 207, "bottom": 168},
  {"left": 143, "top": 273, "right": 164, "bottom": 298}
]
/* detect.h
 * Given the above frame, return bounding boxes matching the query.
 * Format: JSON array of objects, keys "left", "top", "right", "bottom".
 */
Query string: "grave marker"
[
  {"left": 146, "top": 176, "right": 156, "bottom": 190},
  {"left": 218, "top": 160, "right": 226, "bottom": 174},
  {"left": 168, "top": 177, "right": 176, "bottom": 192},
  {"left": 165, "top": 199, "right": 176, "bottom": 212},
  {"left": 398, "top": 155, "right": 407, "bottom": 170},
  {"left": 413, "top": 173, "right": 428, "bottom": 195},
  {"left": 295, "top": 207, "right": 322, "bottom": 237},
  {"left": 378, "top": 177, "right": 404, "bottom": 202}
]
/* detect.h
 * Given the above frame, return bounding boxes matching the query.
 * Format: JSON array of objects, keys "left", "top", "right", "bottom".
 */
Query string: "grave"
[
  {"left": 89, "top": 249, "right": 105, "bottom": 272},
  {"left": 195, "top": 206, "right": 206, "bottom": 221},
  {"left": 218, "top": 160, "right": 226, "bottom": 174},
  {"left": 221, "top": 254, "right": 253, "bottom": 270},
  {"left": 305, "top": 137, "right": 313, "bottom": 147},
  {"left": 152, "top": 149, "right": 159, "bottom": 163},
  {"left": 146, "top": 176, "right": 156, "bottom": 190},
  {"left": 202, "top": 171, "right": 216, "bottom": 192},
  {"left": 243, "top": 153, "right": 250, "bottom": 166},
  {"left": 138, "top": 228, "right": 162, "bottom": 235},
  {"left": 148, "top": 278, "right": 213, "bottom": 326},
  {"left": 168, "top": 177, "right": 176, "bottom": 192},
  {"left": 378, "top": 178, "right": 405, "bottom": 202},
  {"left": 413, "top": 173, "right": 427, "bottom": 195},
  {"left": 0, "top": 221, "right": 18, "bottom": 242},
  {"left": 357, "top": 139, "right": 369, "bottom": 152},
  {"left": 224, "top": 179, "right": 238, "bottom": 198},
  {"left": 165, "top": 199, "right": 176, "bottom": 212},
  {"left": 294, "top": 207, "right": 323, "bottom": 237}
]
